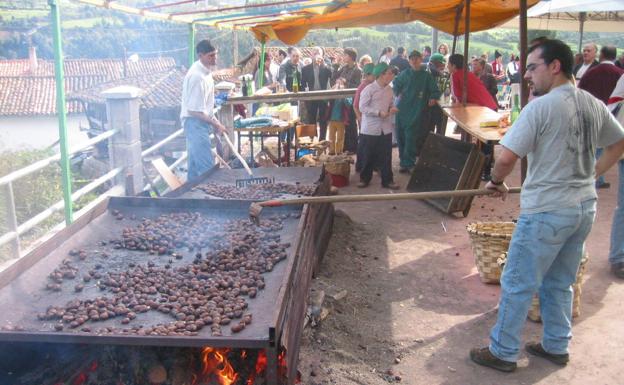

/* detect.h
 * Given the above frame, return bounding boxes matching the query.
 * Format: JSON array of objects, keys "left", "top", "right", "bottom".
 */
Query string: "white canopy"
[{"left": 499, "top": 0, "right": 623, "bottom": 33}]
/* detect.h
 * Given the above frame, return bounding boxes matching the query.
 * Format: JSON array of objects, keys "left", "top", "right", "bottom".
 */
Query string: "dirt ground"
[{"left": 297, "top": 145, "right": 623, "bottom": 385}]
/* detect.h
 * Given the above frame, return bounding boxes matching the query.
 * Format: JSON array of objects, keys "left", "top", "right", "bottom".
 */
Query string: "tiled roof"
[
  {"left": 0, "top": 57, "right": 176, "bottom": 78},
  {"left": 0, "top": 57, "right": 177, "bottom": 116},
  {"left": 0, "top": 75, "right": 109, "bottom": 116},
  {"left": 70, "top": 69, "right": 184, "bottom": 110},
  {"left": 70, "top": 67, "right": 242, "bottom": 110}
]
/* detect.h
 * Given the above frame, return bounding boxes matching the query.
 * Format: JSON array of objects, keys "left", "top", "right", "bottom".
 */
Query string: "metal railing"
[
  {"left": 0, "top": 129, "right": 121, "bottom": 260},
  {"left": 0, "top": 126, "right": 196, "bottom": 263}
]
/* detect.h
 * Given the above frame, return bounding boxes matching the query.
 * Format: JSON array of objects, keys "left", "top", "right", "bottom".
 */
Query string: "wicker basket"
[
  {"left": 527, "top": 255, "right": 588, "bottom": 322},
  {"left": 466, "top": 222, "right": 515, "bottom": 284}
]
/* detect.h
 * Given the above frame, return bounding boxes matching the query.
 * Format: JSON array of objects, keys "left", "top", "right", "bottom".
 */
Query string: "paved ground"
[{"left": 297, "top": 145, "right": 623, "bottom": 385}]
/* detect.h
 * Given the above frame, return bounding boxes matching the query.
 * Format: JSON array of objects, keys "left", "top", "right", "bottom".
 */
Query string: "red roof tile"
[{"left": 0, "top": 57, "right": 176, "bottom": 116}]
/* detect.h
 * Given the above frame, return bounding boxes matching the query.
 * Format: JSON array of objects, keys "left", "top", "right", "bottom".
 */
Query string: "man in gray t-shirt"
[{"left": 470, "top": 39, "right": 624, "bottom": 373}]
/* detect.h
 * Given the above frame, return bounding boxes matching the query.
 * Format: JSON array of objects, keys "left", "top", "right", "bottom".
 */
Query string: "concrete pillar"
[{"left": 103, "top": 86, "right": 143, "bottom": 196}]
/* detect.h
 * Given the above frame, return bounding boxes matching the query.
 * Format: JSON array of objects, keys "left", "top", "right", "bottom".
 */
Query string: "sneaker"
[
  {"left": 611, "top": 261, "right": 624, "bottom": 279},
  {"left": 383, "top": 182, "right": 400, "bottom": 190},
  {"left": 357, "top": 181, "right": 369, "bottom": 188},
  {"left": 469, "top": 347, "right": 517, "bottom": 372},
  {"left": 525, "top": 342, "right": 569, "bottom": 366},
  {"left": 596, "top": 181, "right": 611, "bottom": 189}
]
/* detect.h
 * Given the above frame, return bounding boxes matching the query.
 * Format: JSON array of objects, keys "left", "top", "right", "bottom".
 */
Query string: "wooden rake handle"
[
  {"left": 257, "top": 187, "right": 522, "bottom": 207},
  {"left": 221, "top": 133, "right": 254, "bottom": 177}
]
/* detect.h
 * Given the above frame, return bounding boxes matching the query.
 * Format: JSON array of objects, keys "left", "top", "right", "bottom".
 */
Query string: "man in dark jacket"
[
  {"left": 573, "top": 42, "right": 599, "bottom": 82},
  {"left": 389, "top": 47, "right": 410, "bottom": 73},
  {"left": 278, "top": 48, "right": 302, "bottom": 92},
  {"left": 301, "top": 47, "right": 333, "bottom": 140},
  {"left": 472, "top": 58, "right": 499, "bottom": 104}
]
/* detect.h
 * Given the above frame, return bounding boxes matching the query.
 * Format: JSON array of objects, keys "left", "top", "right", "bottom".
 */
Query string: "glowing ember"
[{"left": 193, "top": 347, "right": 238, "bottom": 385}]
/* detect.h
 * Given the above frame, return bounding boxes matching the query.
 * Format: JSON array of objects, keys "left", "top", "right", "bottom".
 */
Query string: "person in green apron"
[{"left": 393, "top": 50, "right": 441, "bottom": 172}]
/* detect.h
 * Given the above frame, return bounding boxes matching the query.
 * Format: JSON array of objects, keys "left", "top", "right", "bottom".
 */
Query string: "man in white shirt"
[
  {"left": 180, "top": 40, "right": 226, "bottom": 181},
  {"left": 357, "top": 62, "right": 400, "bottom": 190}
]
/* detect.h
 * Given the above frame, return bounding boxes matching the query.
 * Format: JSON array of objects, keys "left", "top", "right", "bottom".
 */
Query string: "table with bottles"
[{"left": 442, "top": 105, "right": 504, "bottom": 144}]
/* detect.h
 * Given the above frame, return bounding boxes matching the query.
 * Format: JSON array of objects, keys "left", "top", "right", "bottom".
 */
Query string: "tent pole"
[
  {"left": 188, "top": 22, "right": 195, "bottom": 67},
  {"left": 451, "top": 2, "right": 464, "bottom": 54},
  {"left": 49, "top": 0, "right": 73, "bottom": 225},
  {"left": 462, "top": 0, "right": 470, "bottom": 106},
  {"left": 578, "top": 12, "right": 586, "bottom": 53},
  {"left": 520, "top": 0, "right": 528, "bottom": 183},
  {"left": 432, "top": 28, "right": 438, "bottom": 54},
  {"left": 259, "top": 41, "right": 266, "bottom": 88}
]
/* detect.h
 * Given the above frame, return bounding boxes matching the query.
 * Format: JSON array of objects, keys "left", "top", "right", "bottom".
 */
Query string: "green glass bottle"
[{"left": 510, "top": 94, "right": 520, "bottom": 123}]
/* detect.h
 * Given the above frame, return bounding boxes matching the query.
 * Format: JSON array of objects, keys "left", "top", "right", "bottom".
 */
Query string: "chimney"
[{"left": 29, "top": 46, "right": 38, "bottom": 73}]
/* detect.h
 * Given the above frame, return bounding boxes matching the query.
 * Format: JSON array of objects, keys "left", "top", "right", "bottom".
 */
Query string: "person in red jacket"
[
  {"left": 448, "top": 54, "right": 498, "bottom": 110},
  {"left": 579, "top": 45, "right": 624, "bottom": 189},
  {"left": 448, "top": 54, "right": 499, "bottom": 180},
  {"left": 579, "top": 45, "right": 624, "bottom": 105}
]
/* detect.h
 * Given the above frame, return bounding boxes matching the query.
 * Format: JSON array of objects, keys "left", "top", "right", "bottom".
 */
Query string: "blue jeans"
[
  {"left": 184, "top": 117, "right": 215, "bottom": 182},
  {"left": 596, "top": 148, "right": 607, "bottom": 185},
  {"left": 489, "top": 199, "right": 597, "bottom": 362},
  {"left": 610, "top": 160, "right": 624, "bottom": 264}
]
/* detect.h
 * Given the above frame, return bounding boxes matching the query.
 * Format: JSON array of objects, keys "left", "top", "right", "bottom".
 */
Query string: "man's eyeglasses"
[{"left": 526, "top": 62, "right": 547, "bottom": 72}]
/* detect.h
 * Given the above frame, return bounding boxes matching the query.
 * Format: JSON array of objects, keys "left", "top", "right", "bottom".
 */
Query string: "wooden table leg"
[
  {"left": 277, "top": 132, "right": 282, "bottom": 166},
  {"left": 249, "top": 131, "right": 254, "bottom": 167}
]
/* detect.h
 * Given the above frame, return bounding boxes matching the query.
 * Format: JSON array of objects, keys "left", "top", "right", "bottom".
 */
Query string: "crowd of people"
[{"left": 248, "top": 43, "right": 528, "bottom": 186}]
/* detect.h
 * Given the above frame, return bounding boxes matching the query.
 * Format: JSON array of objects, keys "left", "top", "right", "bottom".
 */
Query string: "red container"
[{"left": 329, "top": 173, "right": 349, "bottom": 187}]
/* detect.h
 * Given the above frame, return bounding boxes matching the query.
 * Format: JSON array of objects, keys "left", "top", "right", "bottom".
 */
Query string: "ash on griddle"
[
  {"left": 35, "top": 212, "right": 297, "bottom": 338},
  {"left": 192, "top": 182, "right": 317, "bottom": 200}
]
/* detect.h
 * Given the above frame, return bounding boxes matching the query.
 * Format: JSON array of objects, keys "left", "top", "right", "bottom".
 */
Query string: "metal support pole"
[
  {"left": 188, "top": 22, "right": 195, "bottom": 67},
  {"left": 462, "top": 0, "right": 470, "bottom": 106},
  {"left": 49, "top": 0, "right": 73, "bottom": 225},
  {"left": 259, "top": 41, "right": 266, "bottom": 88},
  {"left": 432, "top": 28, "right": 439, "bottom": 54},
  {"left": 2, "top": 183, "right": 21, "bottom": 258}
]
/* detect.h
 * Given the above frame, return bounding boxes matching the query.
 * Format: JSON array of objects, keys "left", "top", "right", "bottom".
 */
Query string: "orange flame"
[{"left": 193, "top": 347, "right": 238, "bottom": 385}]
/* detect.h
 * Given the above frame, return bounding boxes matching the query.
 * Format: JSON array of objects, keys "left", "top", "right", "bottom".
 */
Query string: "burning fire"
[
  {"left": 193, "top": 347, "right": 238, "bottom": 385},
  {"left": 50, "top": 347, "right": 297, "bottom": 385}
]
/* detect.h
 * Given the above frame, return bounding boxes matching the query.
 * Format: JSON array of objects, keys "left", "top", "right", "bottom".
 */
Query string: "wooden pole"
[
  {"left": 520, "top": 0, "right": 528, "bottom": 183},
  {"left": 451, "top": 2, "right": 464, "bottom": 54},
  {"left": 462, "top": 0, "right": 470, "bottom": 106}
]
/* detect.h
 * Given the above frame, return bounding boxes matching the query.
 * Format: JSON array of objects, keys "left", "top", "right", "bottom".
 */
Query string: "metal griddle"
[
  {"left": 0, "top": 197, "right": 304, "bottom": 349},
  {"left": 166, "top": 166, "right": 325, "bottom": 200}
]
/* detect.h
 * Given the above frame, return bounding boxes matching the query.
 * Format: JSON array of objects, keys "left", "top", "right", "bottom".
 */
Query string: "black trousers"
[
  {"left": 359, "top": 133, "right": 394, "bottom": 186},
  {"left": 423, "top": 104, "right": 445, "bottom": 136},
  {"left": 304, "top": 100, "right": 329, "bottom": 140},
  {"left": 344, "top": 107, "right": 358, "bottom": 153}
]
